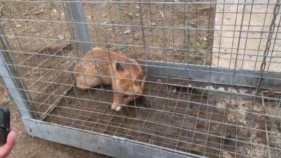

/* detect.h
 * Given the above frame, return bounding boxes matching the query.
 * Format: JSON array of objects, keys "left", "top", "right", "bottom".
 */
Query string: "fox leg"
[{"left": 75, "top": 75, "right": 101, "bottom": 90}]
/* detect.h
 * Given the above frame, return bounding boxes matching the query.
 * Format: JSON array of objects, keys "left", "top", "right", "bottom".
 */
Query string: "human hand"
[{"left": 0, "top": 131, "right": 16, "bottom": 158}]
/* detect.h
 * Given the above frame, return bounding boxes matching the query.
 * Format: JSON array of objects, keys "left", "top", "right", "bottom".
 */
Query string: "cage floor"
[
  {"left": 44, "top": 76, "right": 280, "bottom": 158},
  {"left": 15, "top": 43, "right": 76, "bottom": 118}
]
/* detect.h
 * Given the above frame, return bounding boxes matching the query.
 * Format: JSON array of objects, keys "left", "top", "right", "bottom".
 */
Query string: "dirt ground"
[{"left": 1, "top": 0, "right": 215, "bottom": 63}]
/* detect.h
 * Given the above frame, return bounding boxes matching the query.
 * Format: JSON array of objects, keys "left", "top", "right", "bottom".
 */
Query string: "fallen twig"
[{"left": 159, "top": 10, "right": 164, "bottom": 19}]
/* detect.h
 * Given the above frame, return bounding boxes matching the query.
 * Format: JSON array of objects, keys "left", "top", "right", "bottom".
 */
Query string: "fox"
[{"left": 73, "top": 47, "right": 147, "bottom": 111}]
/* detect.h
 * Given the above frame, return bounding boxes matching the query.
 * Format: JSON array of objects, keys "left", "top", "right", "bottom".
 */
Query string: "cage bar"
[
  {"left": 0, "top": 49, "right": 32, "bottom": 119},
  {"left": 63, "top": 0, "right": 92, "bottom": 54}
]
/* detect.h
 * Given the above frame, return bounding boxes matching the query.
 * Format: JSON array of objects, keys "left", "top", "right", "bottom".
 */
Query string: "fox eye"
[{"left": 123, "top": 95, "right": 130, "bottom": 98}]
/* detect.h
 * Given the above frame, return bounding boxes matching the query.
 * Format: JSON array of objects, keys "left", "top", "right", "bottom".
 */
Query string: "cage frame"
[{"left": 1, "top": 0, "right": 281, "bottom": 158}]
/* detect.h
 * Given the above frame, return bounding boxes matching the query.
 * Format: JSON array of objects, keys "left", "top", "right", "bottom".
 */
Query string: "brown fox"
[{"left": 73, "top": 47, "right": 147, "bottom": 111}]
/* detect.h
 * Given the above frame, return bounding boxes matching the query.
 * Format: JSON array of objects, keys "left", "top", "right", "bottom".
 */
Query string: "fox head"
[{"left": 111, "top": 61, "right": 147, "bottom": 111}]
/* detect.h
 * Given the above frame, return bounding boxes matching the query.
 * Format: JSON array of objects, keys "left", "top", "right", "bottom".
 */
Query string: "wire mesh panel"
[
  {"left": 0, "top": 0, "right": 77, "bottom": 119},
  {"left": 213, "top": 0, "right": 281, "bottom": 72},
  {"left": 1, "top": 0, "right": 281, "bottom": 158}
]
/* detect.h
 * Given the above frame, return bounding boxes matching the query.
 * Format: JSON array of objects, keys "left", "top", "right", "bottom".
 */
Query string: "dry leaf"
[
  {"left": 199, "top": 6, "right": 214, "bottom": 11},
  {"left": 222, "top": 151, "right": 234, "bottom": 158},
  {"left": 3, "top": 96, "right": 11, "bottom": 104},
  {"left": 33, "top": 9, "right": 44, "bottom": 15},
  {"left": 15, "top": 24, "right": 22, "bottom": 28},
  {"left": 124, "top": 30, "right": 131, "bottom": 34},
  {"left": 3, "top": 90, "right": 8, "bottom": 97},
  {"left": 159, "top": 10, "right": 164, "bottom": 18},
  {"left": 58, "top": 35, "right": 64, "bottom": 40}
]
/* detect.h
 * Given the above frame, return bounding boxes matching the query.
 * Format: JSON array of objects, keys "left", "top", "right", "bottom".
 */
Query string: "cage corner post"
[
  {"left": 0, "top": 46, "right": 32, "bottom": 120},
  {"left": 63, "top": 0, "right": 92, "bottom": 54}
]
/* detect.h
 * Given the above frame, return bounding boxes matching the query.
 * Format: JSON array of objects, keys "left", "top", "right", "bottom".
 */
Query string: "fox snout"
[
  {"left": 111, "top": 92, "right": 136, "bottom": 112},
  {"left": 111, "top": 103, "right": 122, "bottom": 112}
]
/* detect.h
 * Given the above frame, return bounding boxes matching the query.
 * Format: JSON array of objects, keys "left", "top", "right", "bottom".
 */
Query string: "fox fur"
[{"left": 73, "top": 47, "right": 147, "bottom": 111}]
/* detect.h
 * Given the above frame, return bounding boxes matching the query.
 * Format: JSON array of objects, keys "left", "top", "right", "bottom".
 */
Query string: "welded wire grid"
[
  {"left": 0, "top": 1, "right": 78, "bottom": 119},
  {"left": 1, "top": 0, "right": 281, "bottom": 158}
]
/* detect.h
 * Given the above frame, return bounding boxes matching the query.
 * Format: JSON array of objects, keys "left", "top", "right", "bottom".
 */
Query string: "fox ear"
[{"left": 116, "top": 62, "right": 124, "bottom": 72}]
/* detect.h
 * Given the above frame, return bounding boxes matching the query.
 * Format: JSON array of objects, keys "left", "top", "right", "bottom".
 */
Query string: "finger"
[
  {"left": 6, "top": 131, "right": 16, "bottom": 146},
  {"left": 0, "top": 131, "right": 16, "bottom": 158}
]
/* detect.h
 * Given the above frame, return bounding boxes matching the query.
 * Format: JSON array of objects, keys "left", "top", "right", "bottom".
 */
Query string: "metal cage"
[{"left": 1, "top": 0, "right": 281, "bottom": 158}]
